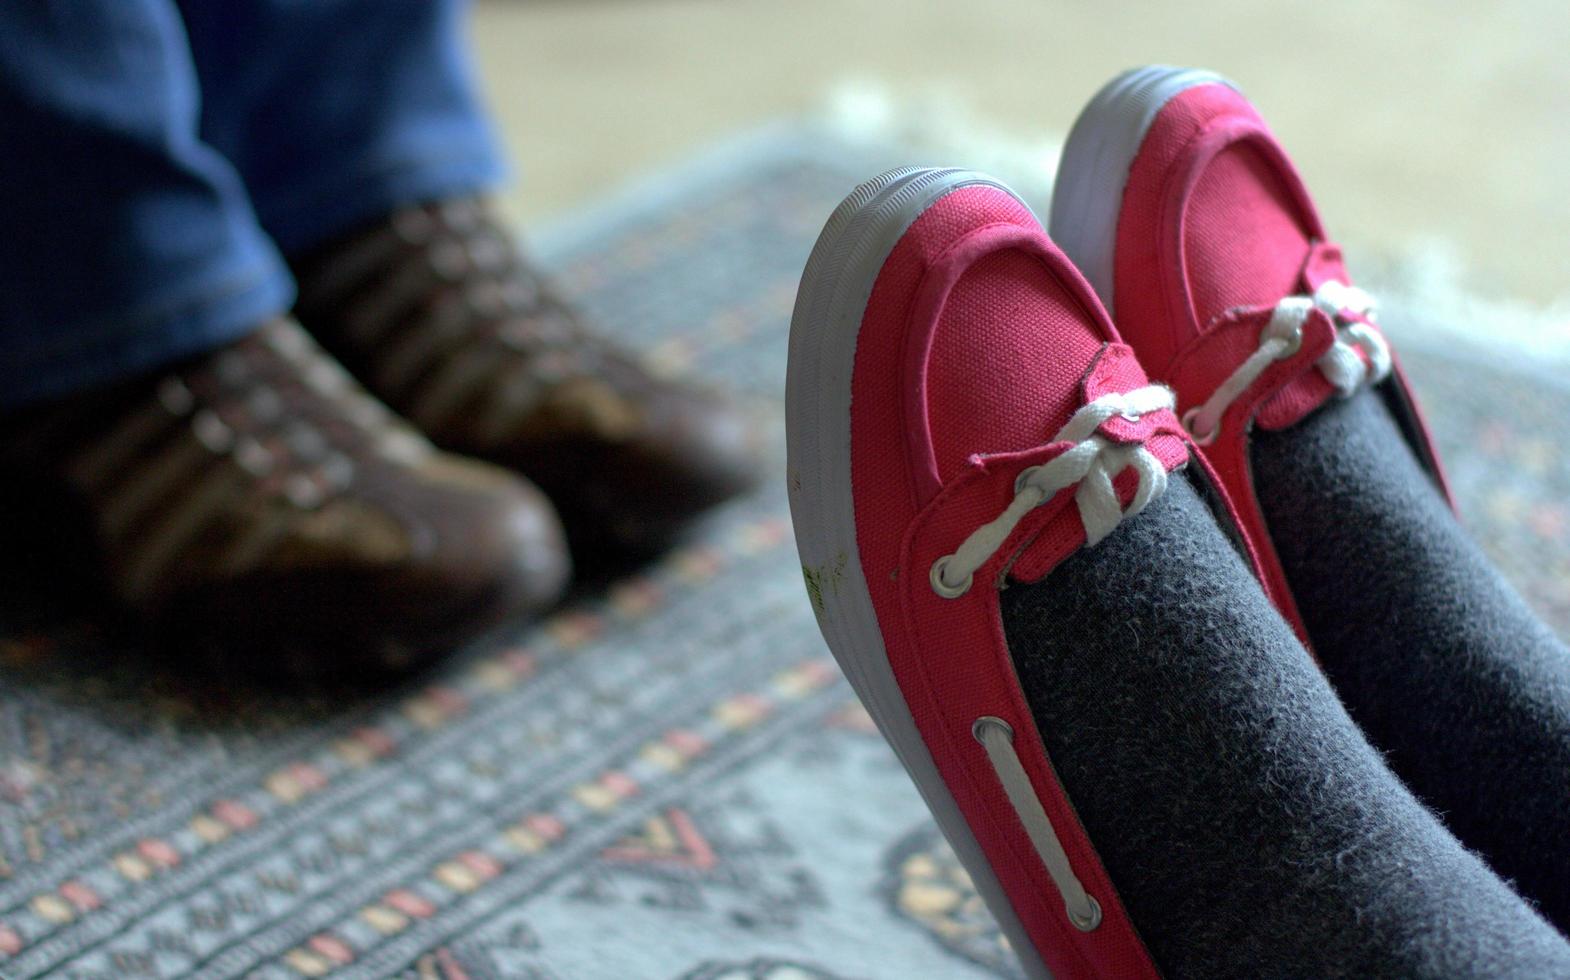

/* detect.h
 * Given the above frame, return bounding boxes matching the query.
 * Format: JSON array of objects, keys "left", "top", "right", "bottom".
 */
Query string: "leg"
[
  {"left": 175, "top": 0, "right": 506, "bottom": 255},
  {"left": 175, "top": 0, "right": 760, "bottom": 559},
  {"left": 1005, "top": 474, "right": 1570, "bottom": 977},
  {"left": 0, "top": 1, "right": 291, "bottom": 409},
  {"left": 1253, "top": 388, "right": 1570, "bottom": 928},
  {"left": 0, "top": 2, "right": 569, "bottom": 674}
]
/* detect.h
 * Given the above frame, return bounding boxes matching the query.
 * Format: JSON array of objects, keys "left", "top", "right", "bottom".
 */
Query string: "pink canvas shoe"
[
  {"left": 787, "top": 168, "right": 1221, "bottom": 978},
  {"left": 1050, "top": 66, "right": 1453, "bottom": 639}
]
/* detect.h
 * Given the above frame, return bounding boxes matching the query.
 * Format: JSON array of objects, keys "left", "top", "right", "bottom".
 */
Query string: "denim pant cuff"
[
  {"left": 1, "top": 264, "right": 294, "bottom": 411},
  {"left": 256, "top": 150, "right": 509, "bottom": 257}
]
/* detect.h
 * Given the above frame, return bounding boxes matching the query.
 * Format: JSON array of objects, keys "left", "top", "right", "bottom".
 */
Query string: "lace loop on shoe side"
[
  {"left": 1182, "top": 281, "right": 1392, "bottom": 443},
  {"left": 930, "top": 385, "right": 1175, "bottom": 597},
  {"left": 973, "top": 716, "right": 1103, "bottom": 931}
]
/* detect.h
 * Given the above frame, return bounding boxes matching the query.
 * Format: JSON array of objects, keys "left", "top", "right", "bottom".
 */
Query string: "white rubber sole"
[
  {"left": 1049, "top": 65, "right": 1239, "bottom": 316},
  {"left": 785, "top": 168, "right": 1053, "bottom": 980}
]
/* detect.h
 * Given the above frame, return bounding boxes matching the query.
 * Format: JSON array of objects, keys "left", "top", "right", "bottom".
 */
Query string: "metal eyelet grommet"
[
  {"left": 1013, "top": 465, "right": 1040, "bottom": 495},
  {"left": 972, "top": 715, "right": 1014, "bottom": 743},
  {"left": 1180, "top": 406, "right": 1218, "bottom": 447},
  {"left": 1068, "top": 894, "right": 1103, "bottom": 932},
  {"left": 1263, "top": 316, "right": 1305, "bottom": 358},
  {"left": 929, "top": 555, "right": 972, "bottom": 598},
  {"left": 1280, "top": 324, "right": 1305, "bottom": 358}
]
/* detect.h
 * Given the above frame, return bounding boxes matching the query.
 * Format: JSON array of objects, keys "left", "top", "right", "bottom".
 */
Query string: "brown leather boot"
[
  {"left": 0, "top": 318, "right": 570, "bottom": 679},
  {"left": 289, "top": 197, "right": 761, "bottom": 558}
]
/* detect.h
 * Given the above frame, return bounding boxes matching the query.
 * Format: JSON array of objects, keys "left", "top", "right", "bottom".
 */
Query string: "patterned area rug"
[{"left": 2, "top": 126, "right": 1568, "bottom": 980}]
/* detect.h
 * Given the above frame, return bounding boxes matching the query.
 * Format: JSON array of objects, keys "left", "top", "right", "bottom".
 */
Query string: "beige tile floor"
[{"left": 470, "top": 0, "right": 1569, "bottom": 306}]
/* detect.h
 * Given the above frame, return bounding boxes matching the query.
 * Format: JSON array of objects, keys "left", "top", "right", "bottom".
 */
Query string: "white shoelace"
[
  {"left": 1181, "top": 280, "right": 1392, "bottom": 444},
  {"left": 974, "top": 716, "right": 1102, "bottom": 931},
  {"left": 929, "top": 385, "right": 1175, "bottom": 598}
]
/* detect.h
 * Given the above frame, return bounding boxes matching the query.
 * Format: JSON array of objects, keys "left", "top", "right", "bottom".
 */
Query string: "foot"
[
  {"left": 1054, "top": 65, "right": 1570, "bottom": 932},
  {"left": 0, "top": 318, "right": 570, "bottom": 679},
  {"left": 1050, "top": 65, "right": 1451, "bottom": 633},
  {"left": 289, "top": 197, "right": 761, "bottom": 559},
  {"left": 787, "top": 168, "right": 1570, "bottom": 977}
]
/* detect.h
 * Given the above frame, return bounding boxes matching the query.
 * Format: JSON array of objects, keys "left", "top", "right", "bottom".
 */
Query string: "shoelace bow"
[
  {"left": 930, "top": 384, "right": 1176, "bottom": 598},
  {"left": 1182, "top": 280, "right": 1392, "bottom": 444}
]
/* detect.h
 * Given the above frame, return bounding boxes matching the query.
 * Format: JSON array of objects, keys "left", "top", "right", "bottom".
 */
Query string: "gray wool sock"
[
  {"left": 1251, "top": 388, "right": 1570, "bottom": 933},
  {"left": 1000, "top": 475, "right": 1570, "bottom": 978}
]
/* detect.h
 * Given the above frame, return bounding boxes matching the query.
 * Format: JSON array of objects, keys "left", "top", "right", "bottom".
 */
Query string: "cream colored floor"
[{"left": 471, "top": 0, "right": 1569, "bottom": 306}]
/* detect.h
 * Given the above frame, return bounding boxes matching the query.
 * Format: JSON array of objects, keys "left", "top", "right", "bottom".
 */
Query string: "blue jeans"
[{"left": 0, "top": 0, "right": 505, "bottom": 409}]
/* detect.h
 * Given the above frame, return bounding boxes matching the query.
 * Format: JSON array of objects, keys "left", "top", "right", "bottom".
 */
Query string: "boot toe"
[
  {"left": 529, "top": 381, "right": 764, "bottom": 557},
  {"left": 162, "top": 459, "right": 570, "bottom": 681}
]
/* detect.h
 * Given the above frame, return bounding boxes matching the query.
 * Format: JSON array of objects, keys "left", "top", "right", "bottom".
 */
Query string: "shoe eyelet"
[
  {"left": 1263, "top": 317, "right": 1305, "bottom": 358},
  {"left": 1013, "top": 465, "right": 1040, "bottom": 495},
  {"left": 1068, "top": 895, "right": 1103, "bottom": 932},
  {"left": 972, "top": 715, "right": 1014, "bottom": 743},
  {"left": 929, "top": 555, "right": 972, "bottom": 598},
  {"left": 1180, "top": 406, "right": 1218, "bottom": 447}
]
